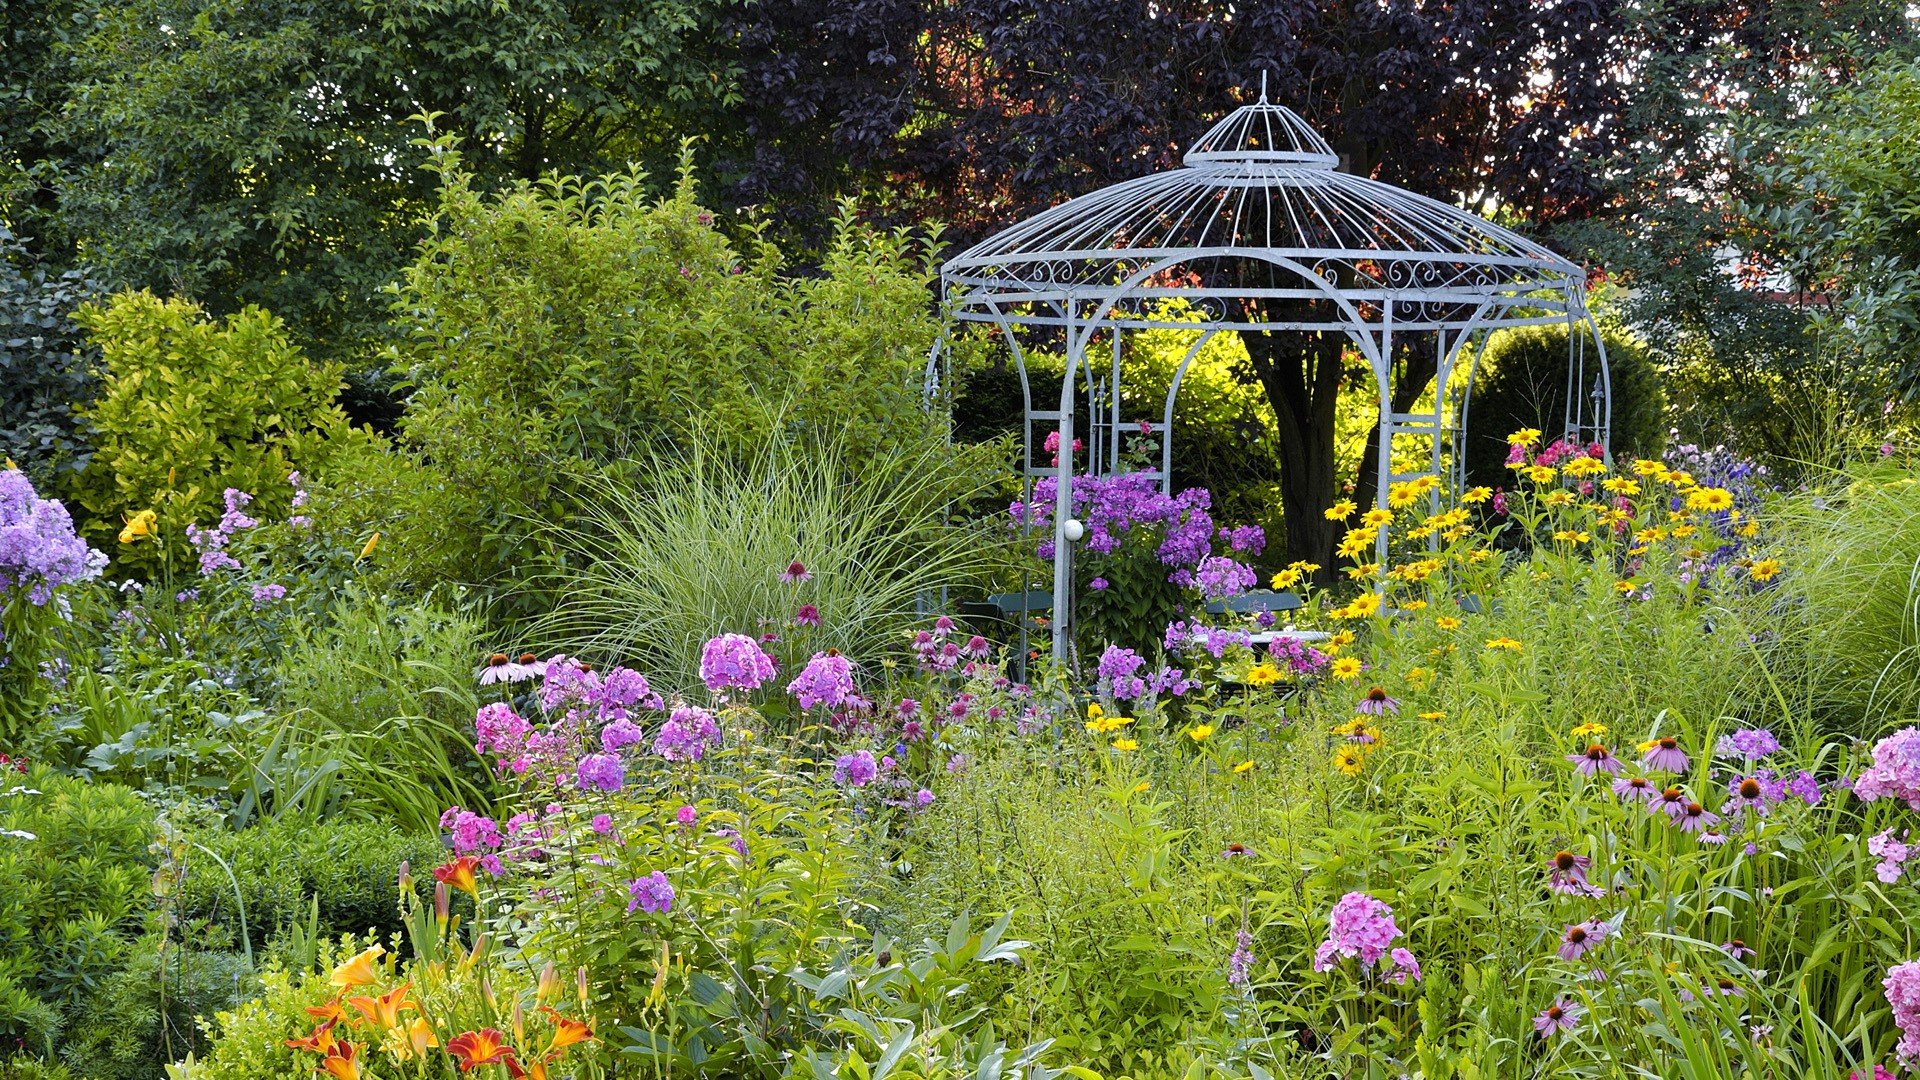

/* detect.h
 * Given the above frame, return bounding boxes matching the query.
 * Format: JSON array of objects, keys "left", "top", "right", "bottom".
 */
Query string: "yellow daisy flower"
[
  {"left": 1329, "top": 656, "right": 1364, "bottom": 680},
  {"left": 1485, "top": 637, "right": 1523, "bottom": 651}
]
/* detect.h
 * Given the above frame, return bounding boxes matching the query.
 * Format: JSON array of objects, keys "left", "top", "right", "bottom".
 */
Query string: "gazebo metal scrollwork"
[{"left": 926, "top": 87, "right": 1612, "bottom": 662}]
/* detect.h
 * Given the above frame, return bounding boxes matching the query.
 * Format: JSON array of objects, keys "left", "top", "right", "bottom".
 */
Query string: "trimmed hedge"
[{"left": 1461, "top": 324, "right": 1666, "bottom": 487}]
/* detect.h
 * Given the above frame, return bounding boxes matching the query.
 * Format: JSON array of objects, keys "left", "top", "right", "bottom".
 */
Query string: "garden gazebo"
[{"left": 930, "top": 88, "right": 1611, "bottom": 661}]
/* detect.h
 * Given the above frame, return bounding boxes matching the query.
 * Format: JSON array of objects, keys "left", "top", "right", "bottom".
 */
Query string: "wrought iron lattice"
[{"left": 927, "top": 88, "right": 1612, "bottom": 661}]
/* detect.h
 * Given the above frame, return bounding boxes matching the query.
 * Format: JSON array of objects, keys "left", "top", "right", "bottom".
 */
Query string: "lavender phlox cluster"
[
  {"left": 0, "top": 469, "right": 106, "bottom": 604},
  {"left": 599, "top": 718, "right": 645, "bottom": 752},
  {"left": 833, "top": 749, "right": 877, "bottom": 787},
  {"left": 474, "top": 702, "right": 533, "bottom": 766},
  {"left": 1012, "top": 472, "right": 1219, "bottom": 576},
  {"left": 1856, "top": 727, "right": 1920, "bottom": 811},
  {"left": 789, "top": 650, "right": 859, "bottom": 710},
  {"left": 1223, "top": 524, "right": 1266, "bottom": 555},
  {"left": 699, "top": 633, "right": 777, "bottom": 693},
  {"left": 1886, "top": 960, "right": 1920, "bottom": 1064},
  {"left": 1195, "top": 555, "right": 1258, "bottom": 602},
  {"left": 1097, "top": 645, "right": 1148, "bottom": 701},
  {"left": 599, "top": 666, "right": 662, "bottom": 718},
  {"left": 1715, "top": 728, "right": 1781, "bottom": 761},
  {"left": 653, "top": 706, "right": 721, "bottom": 763},
  {"left": 440, "top": 806, "right": 502, "bottom": 853},
  {"left": 627, "top": 871, "right": 675, "bottom": 914},
  {"left": 575, "top": 752, "right": 625, "bottom": 791},
  {"left": 1311, "top": 891, "right": 1421, "bottom": 984},
  {"left": 287, "top": 470, "right": 312, "bottom": 528},
  {"left": 1869, "top": 829, "right": 1912, "bottom": 884},
  {"left": 1227, "top": 925, "right": 1254, "bottom": 987},
  {"left": 1270, "top": 636, "right": 1330, "bottom": 676},
  {"left": 186, "top": 488, "right": 259, "bottom": 575}
]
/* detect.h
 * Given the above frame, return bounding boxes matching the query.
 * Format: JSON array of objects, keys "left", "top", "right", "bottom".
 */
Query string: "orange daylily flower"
[
  {"left": 539, "top": 1007, "right": 593, "bottom": 1055},
  {"left": 405, "top": 1016, "right": 440, "bottom": 1057},
  {"left": 433, "top": 856, "right": 482, "bottom": 897},
  {"left": 317, "top": 1041, "right": 363, "bottom": 1080},
  {"left": 330, "top": 944, "right": 386, "bottom": 989},
  {"left": 305, "top": 999, "right": 345, "bottom": 1023},
  {"left": 348, "top": 982, "right": 418, "bottom": 1030},
  {"left": 448, "top": 1028, "right": 517, "bottom": 1072},
  {"left": 287, "top": 1019, "right": 340, "bottom": 1056}
]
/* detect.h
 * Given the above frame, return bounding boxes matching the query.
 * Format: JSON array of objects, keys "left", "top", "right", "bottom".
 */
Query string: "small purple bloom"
[
  {"left": 1714, "top": 728, "right": 1781, "bottom": 761},
  {"left": 1533, "top": 999, "right": 1583, "bottom": 1038},
  {"left": 627, "top": 871, "right": 675, "bottom": 914},
  {"left": 575, "top": 752, "right": 625, "bottom": 792},
  {"left": 676, "top": 805, "right": 697, "bottom": 826},
  {"left": 600, "top": 719, "right": 645, "bottom": 752},
  {"left": 833, "top": 749, "right": 877, "bottom": 788},
  {"left": 590, "top": 814, "right": 613, "bottom": 834},
  {"left": 1568, "top": 743, "right": 1622, "bottom": 776}
]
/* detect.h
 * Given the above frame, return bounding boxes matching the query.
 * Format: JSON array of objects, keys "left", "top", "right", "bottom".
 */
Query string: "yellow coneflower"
[
  {"left": 1186, "top": 724, "right": 1214, "bottom": 742},
  {"left": 1329, "top": 656, "right": 1364, "bottom": 680},
  {"left": 1324, "top": 499, "right": 1357, "bottom": 521},
  {"left": 1571, "top": 721, "right": 1608, "bottom": 738},
  {"left": 1231, "top": 760, "right": 1255, "bottom": 774},
  {"left": 1749, "top": 558, "right": 1782, "bottom": 582},
  {"left": 1507, "top": 428, "right": 1542, "bottom": 447},
  {"left": 1111, "top": 737, "right": 1139, "bottom": 752},
  {"left": 1614, "top": 580, "right": 1637, "bottom": 595},
  {"left": 1462, "top": 486, "right": 1493, "bottom": 505},
  {"left": 1333, "top": 744, "right": 1368, "bottom": 776},
  {"left": 1245, "top": 662, "right": 1282, "bottom": 687},
  {"left": 1418, "top": 710, "right": 1446, "bottom": 720},
  {"left": 1361, "top": 507, "right": 1395, "bottom": 528},
  {"left": 1485, "top": 637, "right": 1524, "bottom": 652},
  {"left": 1525, "top": 465, "right": 1557, "bottom": 484},
  {"left": 1436, "top": 616, "right": 1462, "bottom": 631},
  {"left": 1687, "top": 487, "right": 1735, "bottom": 513}
]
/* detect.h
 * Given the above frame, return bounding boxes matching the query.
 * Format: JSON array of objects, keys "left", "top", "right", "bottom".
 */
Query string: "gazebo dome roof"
[{"left": 941, "top": 100, "right": 1583, "bottom": 325}]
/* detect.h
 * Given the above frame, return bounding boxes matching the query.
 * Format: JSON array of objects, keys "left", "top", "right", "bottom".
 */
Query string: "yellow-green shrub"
[{"left": 63, "top": 292, "right": 377, "bottom": 574}]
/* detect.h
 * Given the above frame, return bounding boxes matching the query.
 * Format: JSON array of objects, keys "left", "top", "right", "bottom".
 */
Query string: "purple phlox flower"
[
  {"left": 1884, "top": 960, "right": 1920, "bottom": 1063},
  {"left": 1533, "top": 999, "right": 1583, "bottom": 1038},
  {"left": 1568, "top": 743, "right": 1621, "bottom": 776},
  {"left": 1643, "top": 736, "right": 1691, "bottom": 773},
  {"left": 793, "top": 603, "right": 821, "bottom": 627},
  {"left": 1148, "top": 665, "right": 1196, "bottom": 697},
  {"left": 699, "top": 633, "right": 777, "bottom": 693},
  {"left": 599, "top": 666, "right": 661, "bottom": 718},
  {"left": 600, "top": 718, "right": 645, "bottom": 752},
  {"left": 539, "top": 655, "right": 603, "bottom": 714},
  {"left": 575, "top": 752, "right": 625, "bottom": 792},
  {"left": 1088, "top": 576, "right": 1110, "bottom": 591},
  {"left": 250, "top": 582, "right": 287, "bottom": 606},
  {"left": 1558, "top": 920, "right": 1610, "bottom": 961},
  {"left": 1194, "top": 555, "right": 1258, "bottom": 602},
  {"left": 1855, "top": 727, "right": 1920, "bottom": 811},
  {"left": 1357, "top": 687, "right": 1400, "bottom": 717},
  {"left": 1311, "top": 892, "right": 1416, "bottom": 980},
  {"left": 1869, "top": 828, "right": 1911, "bottom": 884},
  {"left": 1228, "top": 524, "right": 1266, "bottom": 555},
  {"left": 653, "top": 706, "right": 721, "bottom": 763},
  {"left": 1227, "top": 926, "right": 1255, "bottom": 987},
  {"left": 915, "top": 788, "right": 934, "bottom": 807},
  {"left": 675, "top": 805, "right": 697, "bottom": 826},
  {"left": 1786, "top": 770, "right": 1822, "bottom": 805},
  {"left": 1097, "top": 645, "right": 1149, "bottom": 701},
  {"left": 1715, "top": 728, "right": 1781, "bottom": 761},
  {"left": 439, "top": 807, "right": 502, "bottom": 853},
  {"left": 1547, "top": 850, "right": 1603, "bottom": 897},
  {"left": 590, "top": 814, "right": 614, "bottom": 835},
  {"left": 1386, "top": 947, "right": 1421, "bottom": 985},
  {"left": 789, "top": 649, "right": 858, "bottom": 710},
  {"left": 833, "top": 749, "right": 878, "bottom": 788},
  {"left": 474, "top": 703, "right": 532, "bottom": 761},
  {"left": 1611, "top": 775, "right": 1658, "bottom": 803},
  {"left": 627, "top": 871, "right": 674, "bottom": 915}
]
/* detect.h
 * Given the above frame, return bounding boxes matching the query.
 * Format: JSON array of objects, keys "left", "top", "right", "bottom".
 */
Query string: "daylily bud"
[
  {"left": 397, "top": 860, "right": 412, "bottom": 895},
  {"left": 576, "top": 967, "right": 589, "bottom": 1010},
  {"left": 537, "top": 962, "right": 559, "bottom": 1006},
  {"left": 434, "top": 882, "right": 450, "bottom": 922}
]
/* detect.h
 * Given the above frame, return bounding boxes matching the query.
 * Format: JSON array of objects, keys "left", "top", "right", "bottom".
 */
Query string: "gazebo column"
[{"left": 1051, "top": 311, "right": 1083, "bottom": 663}]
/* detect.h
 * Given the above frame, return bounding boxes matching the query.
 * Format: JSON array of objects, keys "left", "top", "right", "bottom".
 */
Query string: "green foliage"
[
  {"left": 385, "top": 155, "right": 953, "bottom": 589},
  {"left": 1772, "top": 462, "right": 1920, "bottom": 733},
  {"left": 0, "top": 227, "right": 101, "bottom": 481},
  {"left": 1461, "top": 323, "right": 1666, "bottom": 486},
  {"left": 172, "top": 817, "right": 442, "bottom": 954},
  {"left": 0, "top": 767, "right": 156, "bottom": 1068},
  {"left": 28, "top": 0, "right": 742, "bottom": 367},
  {"left": 64, "top": 292, "right": 375, "bottom": 573},
  {"left": 1763, "top": 55, "right": 1920, "bottom": 394},
  {"left": 530, "top": 432, "right": 1008, "bottom": 695}
]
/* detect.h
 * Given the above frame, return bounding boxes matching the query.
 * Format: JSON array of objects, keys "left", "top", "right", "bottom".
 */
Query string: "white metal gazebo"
[{"left": 929, "top": 88, "right": 1612, "bottom": 661}]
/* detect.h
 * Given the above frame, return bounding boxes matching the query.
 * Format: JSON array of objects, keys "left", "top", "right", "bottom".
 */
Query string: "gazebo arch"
[{"left": 928, "top": 90, "right": 1611, "bottom": 661}]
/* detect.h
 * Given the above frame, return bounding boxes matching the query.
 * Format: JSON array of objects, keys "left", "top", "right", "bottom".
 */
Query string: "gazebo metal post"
[{"left": 1052, "top": 305, "right": 1083, "bottom": 662}]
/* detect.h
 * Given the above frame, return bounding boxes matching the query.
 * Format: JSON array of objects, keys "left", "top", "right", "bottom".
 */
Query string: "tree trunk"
[
  {"left": 1244, "top": 325, "right": 1347, "bottom": 584},
  {"left": 1351, "top": 333, "right": 1439, "bottom": 515}
]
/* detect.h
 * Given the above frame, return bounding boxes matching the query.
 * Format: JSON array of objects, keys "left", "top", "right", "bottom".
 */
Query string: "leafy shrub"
[
  {"left": 384, "top": 153, "right": 953, "bottom": 589},
  {"left": 531, "top": 434, "right": 1009, "bottom": 695},
  {"left": 1461, "top": 323, "right": 1665, "bottom": 486},
  {"left": 62, "top": 291, "right": 377, "bottom": 574},
  {"left": 173, "top": 817, "right": 443, "bottom": 954},
  {"left": 0, "top": 768, "right": 151, "bottom": 1064},
  {"left": 0, "top": 228, "right": 102, "bottom": 483}
]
